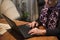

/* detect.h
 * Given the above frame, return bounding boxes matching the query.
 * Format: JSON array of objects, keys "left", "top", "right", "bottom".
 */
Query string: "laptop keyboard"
[{"left": 18, "top": 25, "right": 32, "bottom": 38}]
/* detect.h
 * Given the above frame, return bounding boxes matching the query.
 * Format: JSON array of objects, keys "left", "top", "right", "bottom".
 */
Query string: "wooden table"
[{"left": 0, "top": 19, "right": 58, "bottom": 40}]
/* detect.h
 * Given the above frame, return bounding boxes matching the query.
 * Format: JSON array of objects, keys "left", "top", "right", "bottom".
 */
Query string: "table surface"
[{"left": 0, "top": 19, "right": 58, "bottom": 40}]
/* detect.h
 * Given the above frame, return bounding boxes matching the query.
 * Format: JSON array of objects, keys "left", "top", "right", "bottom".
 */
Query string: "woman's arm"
[
  {"left": 46, "top": 14, "right": 60, "bottom": 36},
  {"left": 46, "top": 27, "right": 60, "bottom": 36}
]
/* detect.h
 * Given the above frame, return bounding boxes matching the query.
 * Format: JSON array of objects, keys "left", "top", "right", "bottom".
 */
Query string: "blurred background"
[{"left": 0, "top": 0, "right": 39, "bottom": 22}]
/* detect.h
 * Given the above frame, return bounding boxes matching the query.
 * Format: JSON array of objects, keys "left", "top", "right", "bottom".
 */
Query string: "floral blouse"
[{"left": 40, "top": 5, "right": 59, "bottom": 30}]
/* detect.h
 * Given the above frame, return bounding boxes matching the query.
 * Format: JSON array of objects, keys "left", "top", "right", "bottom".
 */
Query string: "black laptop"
[{"left": 0, "top": 14, "right": 32, "bottom": 39}]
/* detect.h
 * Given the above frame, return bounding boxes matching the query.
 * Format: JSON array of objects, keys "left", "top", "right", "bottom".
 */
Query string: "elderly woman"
[{"left": 28, "top": 0, "right": 60, "bottom": 40}]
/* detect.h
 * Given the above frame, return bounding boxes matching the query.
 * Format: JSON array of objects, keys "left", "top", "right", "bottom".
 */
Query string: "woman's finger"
[
  {"left": 30, "top": 32, "right": 35, "bottom": 35},
  {"left": 36, "top": 23, "right": 38, "bottom": 27},
  {"left": 31, "top": 23, "right": 35, "bottom": 28},
  {"left": 28, "top": 23, "right": 32, "bottom": 27},
  {"left": 28, "top": 29, "right": 34, "bottom": 34}
]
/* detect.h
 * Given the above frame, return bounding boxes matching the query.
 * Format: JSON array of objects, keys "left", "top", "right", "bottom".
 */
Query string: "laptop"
[{"left": 0, "top": 14, "right": 32, "bottom": 39}]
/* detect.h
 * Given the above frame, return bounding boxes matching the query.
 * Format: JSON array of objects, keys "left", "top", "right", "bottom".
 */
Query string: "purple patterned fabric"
[
  {"left": 40, "top": 6, "right": 59, "bottom": 30},
  {"left": 40, "top": 6, "right": 48, "bottom": 27},
  {"left": 48, "top": 9, "right": 58, "bottom": 29},
  {"left": 57, "top": 0, "right": 60, "bottom": 9}
]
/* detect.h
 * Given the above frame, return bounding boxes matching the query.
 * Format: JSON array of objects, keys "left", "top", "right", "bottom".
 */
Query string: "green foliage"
[
  {"left": 21, "top": 11, "right": 30, "bottom": 21},
  {"left": 22, "top": 11, "right": 29, "bottom": 18}
]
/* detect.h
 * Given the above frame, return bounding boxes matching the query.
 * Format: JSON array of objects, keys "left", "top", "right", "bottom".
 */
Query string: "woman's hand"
[
  {"left": 28, "top": 28, "right": 46, "bottom": 35},
  {"left": 28, "top": 21, "right": 38, "bottom": 28}
]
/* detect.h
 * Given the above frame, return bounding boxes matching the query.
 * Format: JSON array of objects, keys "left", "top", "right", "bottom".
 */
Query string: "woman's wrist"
[{"left": 39, "top": 29, "right": 46, "bottom": 35}]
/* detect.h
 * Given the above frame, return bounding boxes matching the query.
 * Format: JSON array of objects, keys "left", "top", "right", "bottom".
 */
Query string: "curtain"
[{"left": 11, "top": 0, "right": 39, "bottom": 21}]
